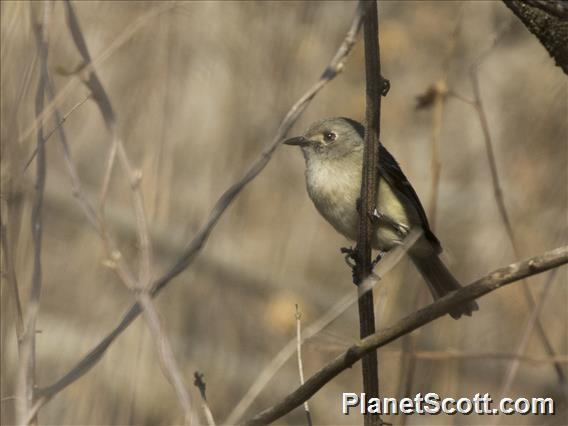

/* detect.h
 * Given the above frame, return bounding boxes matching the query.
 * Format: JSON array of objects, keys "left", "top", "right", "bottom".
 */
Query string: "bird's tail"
[{"left": 410, "top": 250, "right": 478, "bottom": 320}]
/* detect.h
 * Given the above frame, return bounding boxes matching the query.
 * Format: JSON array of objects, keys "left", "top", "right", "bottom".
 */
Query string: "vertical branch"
[
  {"left": 356, "top": 1, "right": 384, "bottom": 425},
  {"left": 17, "top": 2, "right": 50, "bottom": 424}
]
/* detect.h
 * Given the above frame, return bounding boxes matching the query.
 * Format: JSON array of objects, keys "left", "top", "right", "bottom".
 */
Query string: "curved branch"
[{"left": 245, "top": 245, "right": 568, "bottom": 426}]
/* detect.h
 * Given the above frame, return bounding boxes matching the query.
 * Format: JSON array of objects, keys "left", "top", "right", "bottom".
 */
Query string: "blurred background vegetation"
[{"left": 1, "top": 1, "right": 566, "bottom": 425}]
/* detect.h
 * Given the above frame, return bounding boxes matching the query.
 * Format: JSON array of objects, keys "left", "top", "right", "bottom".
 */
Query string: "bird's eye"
[{"left": 323, "top": 131, "right": 337, "bottom": 142}]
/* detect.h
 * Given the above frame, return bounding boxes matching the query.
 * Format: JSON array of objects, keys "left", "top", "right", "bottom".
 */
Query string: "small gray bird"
[{"left": 284, "top": 117, "right": 478, "bottom": 319}]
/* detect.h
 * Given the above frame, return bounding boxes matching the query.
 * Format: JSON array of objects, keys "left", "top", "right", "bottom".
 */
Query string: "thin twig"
[
  {"left": 295, "top": 305, "right": 312, "bottom": 426},
  {"left": 138, "top": 293, "right": 193, "bottom": 424},
  {"left": 244, "top": 246, "right": 568, "bottom": 426},
  {"left": 126, "top": 322, "right": 146, "bottom": 424},
  {"left": 23, "top": 94, "right": 91, "bottom": 172},
  {"left": 45, "top": 76, "right": 100, "bottom": 229},
  {"left": 98, "top": 139, "right": 118, "bottom": 220},
  {"left": 469, "top": 68, "right": 566, "bottom": 388},
  {"left": 193, "top": 372, "right": 216, "bottom": 426},
  {"left": 17, "top": 3, "right": 50, "bottom": 424},
  {"left": 36, "top": 1, "right": 368, "bottom": 411},
  {"left": 356, "top": 1, "right": 384, "bottom": 424}
]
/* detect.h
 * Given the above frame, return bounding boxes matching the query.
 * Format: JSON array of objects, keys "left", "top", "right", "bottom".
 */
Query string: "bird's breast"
[
  {"left": 305, "top": 158, "right": 415, "bottom": 251},
  {"left": 305, "top": 159, "right": 361, "bottom": 241}
]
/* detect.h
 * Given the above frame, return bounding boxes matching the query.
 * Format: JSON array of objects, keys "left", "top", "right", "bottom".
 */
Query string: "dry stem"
[{"left": 295, "top": 305, "right": 312, "bottom": 426}]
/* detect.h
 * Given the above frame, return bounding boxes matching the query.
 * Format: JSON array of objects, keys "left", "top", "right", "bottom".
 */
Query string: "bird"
[{"left": 283, "top": 117, "right": 478, "bottom": 319}]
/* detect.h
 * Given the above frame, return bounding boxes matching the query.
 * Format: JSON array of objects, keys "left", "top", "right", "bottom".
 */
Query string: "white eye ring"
[{"left": 323, "top": 131, "right": 337, "bottom": 142}]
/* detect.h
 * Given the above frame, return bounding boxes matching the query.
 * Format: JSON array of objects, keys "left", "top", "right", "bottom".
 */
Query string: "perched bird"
[{"left": 284, "top": 117, "right": 478, "bottom": 319}]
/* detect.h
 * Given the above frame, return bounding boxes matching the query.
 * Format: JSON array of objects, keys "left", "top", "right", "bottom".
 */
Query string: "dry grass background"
[{"left": 1, "top": 1, "right": 567, "bottom": 425}]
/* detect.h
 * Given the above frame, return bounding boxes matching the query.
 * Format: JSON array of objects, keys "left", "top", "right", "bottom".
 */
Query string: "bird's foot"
[
  {"left": 340, "top": 246, "right": 358, "bottom": 268},
  {"left": 340, "top": 246, "right": 360, "bottom": 283}
]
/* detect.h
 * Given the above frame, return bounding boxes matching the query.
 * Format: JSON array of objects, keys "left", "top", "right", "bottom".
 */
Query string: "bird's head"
[{"left": 283, "top": 117, "right": 365, "bottom": 162}]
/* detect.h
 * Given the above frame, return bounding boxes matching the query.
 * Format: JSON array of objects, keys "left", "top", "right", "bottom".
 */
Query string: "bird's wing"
[
  {"left": 344, "top": 118, "right": 442, "bottom": 251},
  {"left": 378, "top": 144, "right": 442, "bottom": 251}
]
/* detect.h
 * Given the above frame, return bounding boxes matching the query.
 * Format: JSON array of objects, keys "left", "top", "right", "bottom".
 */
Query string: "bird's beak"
[{"left": 283, "top": 136, "right": 309, "bottom": 147}]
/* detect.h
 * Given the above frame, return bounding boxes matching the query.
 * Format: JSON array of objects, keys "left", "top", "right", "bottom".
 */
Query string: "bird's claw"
[{"left": 341, "top": 246, "right": 358, "bottom": 268}]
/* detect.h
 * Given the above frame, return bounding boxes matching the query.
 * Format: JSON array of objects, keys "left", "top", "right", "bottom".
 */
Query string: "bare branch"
[
  {"left": 45, "top": 77, "right": 100, "bottom": 229},
  {"left": 36, "top": 0, "right": 367, "bottom": 408},
  {"left": 245, "top": 246, "right": 568, "bottom": 426},
  {"left": 355, "top": 2, "right": 385, "bottom": 424},
  {"left": 137, "top": 293, "right": 193, "bottom": 424}
]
